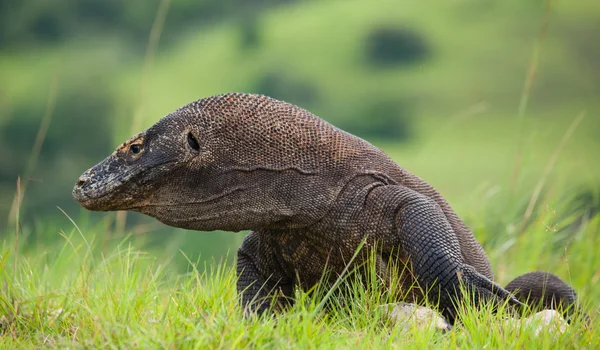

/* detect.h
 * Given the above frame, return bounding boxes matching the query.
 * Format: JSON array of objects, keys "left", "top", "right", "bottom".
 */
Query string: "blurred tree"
[
  {"left": 338, "top": 98, "right": 413, "bottom": 141},
  {"left": 365, "top": 26, "right": 430, "bottom": 67},
  {"left": 254, "top": 70, "right": 319, "bottom": 107},
  {"left": 0, "top": 0, "right": 302, "bottom": 49},
  {"left": 238, "top": 16, "right": 262, "bottom": 50}
]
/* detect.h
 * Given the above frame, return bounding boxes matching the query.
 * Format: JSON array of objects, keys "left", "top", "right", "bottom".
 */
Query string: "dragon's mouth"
[
  {"left": 72, "top": 164, "right": 130, "bottom": 211},
  {"left": 72, "top": 161, "right": 179, "bottom": 211},
  {"left": 72, "top": 183, "right": 118, "bottom": 211}
]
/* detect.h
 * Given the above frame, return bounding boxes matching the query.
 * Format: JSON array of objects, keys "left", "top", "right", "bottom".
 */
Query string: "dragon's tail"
[{"left": 504, "top": 271, "right": 588, "bottom": 324}]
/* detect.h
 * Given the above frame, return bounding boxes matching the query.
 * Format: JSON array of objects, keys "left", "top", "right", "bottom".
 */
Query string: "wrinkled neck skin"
[{"left": 132, "top": 166, "right": 342, "bottom": 232}]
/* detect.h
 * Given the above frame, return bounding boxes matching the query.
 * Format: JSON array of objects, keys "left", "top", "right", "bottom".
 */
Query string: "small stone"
[
  {"left": 508, "top": 310, "right": 568, "bottom": 336},
  {"left": 381, "top": 302, "right": 451, "bottom": 332}
]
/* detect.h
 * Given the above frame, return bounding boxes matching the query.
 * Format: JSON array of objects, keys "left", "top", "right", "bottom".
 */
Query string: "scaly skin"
[{"left": 73, "top": 93, "right": 580, "bottom": 323}]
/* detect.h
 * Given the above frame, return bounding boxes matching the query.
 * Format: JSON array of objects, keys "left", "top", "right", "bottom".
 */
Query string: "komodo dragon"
[{"left": 72, "top": 93, "right": 579, "bottom": 324}]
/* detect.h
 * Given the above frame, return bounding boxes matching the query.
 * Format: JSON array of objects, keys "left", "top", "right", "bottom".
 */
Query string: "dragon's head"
[{"left": 73, "top": 93, "right": 347, "bottom": 231}]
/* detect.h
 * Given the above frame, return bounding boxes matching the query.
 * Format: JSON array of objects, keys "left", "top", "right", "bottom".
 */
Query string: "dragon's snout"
[
  {"left": 72, "top": 166, "right": 119, "bottom": 210},
  {"left": 72, "top": 155, "right": 145, "bottom": 212},
  {"left": 72, "top": 171, "right": 95, "bottom": 206}
]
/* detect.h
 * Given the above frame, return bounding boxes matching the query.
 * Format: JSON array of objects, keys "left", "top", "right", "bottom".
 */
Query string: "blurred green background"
[{"left": 1, "top": 0, "right": 599, "bottom": 271}]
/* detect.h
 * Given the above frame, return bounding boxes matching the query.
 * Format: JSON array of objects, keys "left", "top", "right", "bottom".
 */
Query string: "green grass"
[{"left": 0, "top": 191, "right": 598, "bottom": 348}]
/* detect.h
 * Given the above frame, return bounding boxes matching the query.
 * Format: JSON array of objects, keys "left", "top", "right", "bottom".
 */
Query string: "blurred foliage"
[
  {"left": 338, "top": 97, "right": 413, "bottom": 141},
  {"left": 0, "top": 0, "right": 298, "bottom": 49},
  {"left": 364, "top": 26, "right": 430, "bottom": 67},
  {"left": 0, "top": 0, "right": 599, "bottom": 266},
  {"left": 254, "top": 69, "right": 320, "bottom": 107}
]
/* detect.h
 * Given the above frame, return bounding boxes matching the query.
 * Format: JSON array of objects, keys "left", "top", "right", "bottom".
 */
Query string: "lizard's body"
[{"left": 73, "top": 93, "right": 580, "bottom": 323}]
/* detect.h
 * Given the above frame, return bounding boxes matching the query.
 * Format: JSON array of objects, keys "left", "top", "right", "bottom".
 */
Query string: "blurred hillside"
[{"left": 1, "top": 0, "right": 599, "bottom": 269}]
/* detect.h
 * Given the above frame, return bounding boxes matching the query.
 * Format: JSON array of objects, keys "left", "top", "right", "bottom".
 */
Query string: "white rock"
[
  {"left": 381, "top": 302, "right": 451, "bottom": 332},
  {"left": 381, "top": 304, "right": 569, "bottom": 336},
  {"left": 506, "top": 310, "right": 568, "bottom": 336}
]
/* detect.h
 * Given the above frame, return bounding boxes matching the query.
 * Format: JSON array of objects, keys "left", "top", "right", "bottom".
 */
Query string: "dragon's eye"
[
  {"left": 187, "top": 132, "right": 200, "bottom": 151},
  {"left": 130, "top": 144, "right": 141, "bottom": 154}
]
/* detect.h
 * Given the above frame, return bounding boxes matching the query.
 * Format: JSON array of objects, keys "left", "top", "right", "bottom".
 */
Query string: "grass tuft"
[{"left": 0, "top": 199, "right": 598, "bottom": 348}]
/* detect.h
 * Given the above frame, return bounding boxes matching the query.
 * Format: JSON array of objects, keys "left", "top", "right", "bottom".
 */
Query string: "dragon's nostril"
[{"left": 76, "top": 178, "right": 87, "bottom": 187}]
